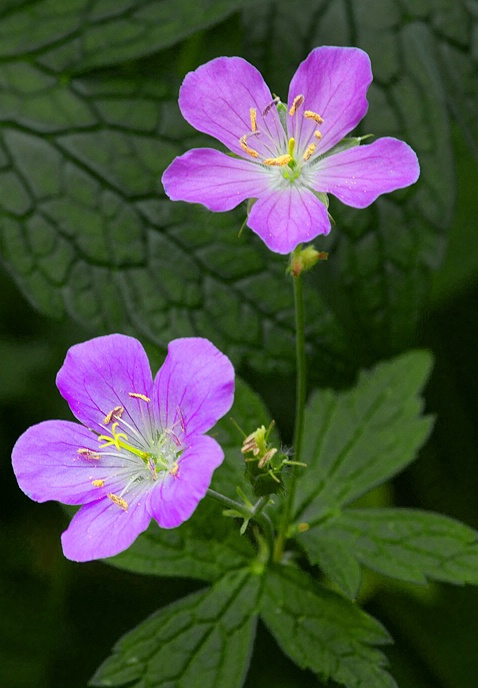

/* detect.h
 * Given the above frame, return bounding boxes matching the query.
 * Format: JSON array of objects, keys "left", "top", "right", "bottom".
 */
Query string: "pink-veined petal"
[
  {"left": 312, "top": 137, "right": 420, "bottom": 207},
  {"left": 288, "top": 46, "right": 372, "bottom": 156},
  {"left": 12, "top": 420, "right": 113, "bottom": 505},
  {"left": 247, "top": 186, "right": 331, "bottom": 254},
  {"left": 148, "top": 434, "right": 223, "bottom": 528},
  {"left": 162, "top": 148, "right": 273, "bottom": 211},
  {"left": 61, "top": 492, "right": 151, "bottom": 562},
  {"left": 56, "top": 334, "right": 154, "bottom": 438},
  {"left": 179, "top": 56, "right": 285, "bottom": 158},
  {"left": 152, "top": 338, "right": 234, "bottom": 438}
]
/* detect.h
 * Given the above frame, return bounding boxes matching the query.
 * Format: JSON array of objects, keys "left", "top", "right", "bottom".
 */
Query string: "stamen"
[
  {"left": 314, "top": 130, "right": 322, "bottom": 140},
  {"left": 78, "top": 448, "right": 101, "bottom": 461},
  {"left": 304, "top": 110, "right": 324, "bottom": 124},
  {"left": 107, "top": 493, "right": 128, "bottom": 511},
  {"left": 258, "top": 447, "right": 277, "bottom": 469},
  {"left": 169, "top": 461, "right": 179, "bottom": 477},
  {"left": 263, "top": 154, "right": 293, "bottom": 166},
  {"left": 104, "top": 406, "right": 124, "bottom": 425},
  {"left": 289, "top": 95, "right": 304, "bottom": 116},
  {"left": 92, "top": 479, "right": 104, "bottom": 487},
  {"left": 262, "top": 97, "right": 280, "bottom": 117},
  {"left": 240, "top": 134, "right": 259, "bottom": 159},
  {"left": 128, "top": 392, "right": 150, "bottom": 402},
  {"left": 303, "top": 143, "right": 317, "bottom": 161},
  {"left": 250, "top": 107, "right": 258, "bottom": 132}
]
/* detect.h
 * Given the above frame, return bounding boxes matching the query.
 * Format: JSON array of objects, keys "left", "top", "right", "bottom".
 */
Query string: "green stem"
[
  {"left": 273, "top": 271, "right": 307, "bottom": 562},
  {"left": 207, "top": 489, "right": 275, "bottom": 557}
]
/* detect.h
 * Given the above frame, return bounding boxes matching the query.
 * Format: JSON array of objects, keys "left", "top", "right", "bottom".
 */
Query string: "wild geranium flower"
[
  {"left": 12, "top": 335, "right": 234, "bottom": 562},
  {"left": 162, "top": 46, "right": 420, "bottom": 254}
]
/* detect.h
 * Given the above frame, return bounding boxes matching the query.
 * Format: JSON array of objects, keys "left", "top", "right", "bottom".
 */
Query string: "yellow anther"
[
  {"left": 78, "top": 448, "right": 101, "bottom": 461},
  {"left": 92, "top": 479, "right": 104, "bottom": 487},
  {"left": 240, "top": 135, "right": 259, "bottom": 158},
  {"left": 107, "top": 493, "right": 128, "bottom": 511},
  {"left": 98, "top": 422, "right": 128, "bottom": 450},
  {"left": 289, "top": 94, "right": 304, "bottom": 116},
  {"left": 169, "top": 461, "right": 180, "bottom": 477},
  {"left": 314, "top": 130, "right": 322, "bottom": 140},
  {"left": 263, "top": 154, "right": 293, "bottom": 166},
  {"left": 250, "top": 107, "right": 258, "bottom": 132},
  {"left": 304, "top": 110, "right": 324, "bottom": 124},
  {"left": 128, "top": 392, "right": 150, "bottom": 402},
  {"left": 104, "top": 406, "right": 124, "bottom": 425},
  {"left": 303, "top": 143, "right": 317, "bottom": 161}
]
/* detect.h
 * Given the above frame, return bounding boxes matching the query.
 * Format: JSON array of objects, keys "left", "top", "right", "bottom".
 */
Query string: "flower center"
[
  {"left": 77, "top": 394, "right": 184, "bottom": 511},
  {"left": 239, "top": 94, "right": 324, "bottom": 177}
]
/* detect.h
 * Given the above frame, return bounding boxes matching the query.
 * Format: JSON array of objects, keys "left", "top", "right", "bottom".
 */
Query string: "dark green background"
[{"left": 1, "top": 1, "right": 477, "bottom": 686}]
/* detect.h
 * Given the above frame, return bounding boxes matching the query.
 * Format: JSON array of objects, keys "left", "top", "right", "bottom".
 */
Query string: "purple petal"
[
  {"left": 148, "top": 434, "right": 223, "bottom": 528},
  {"left": 178, "top": 56, "right": 284, "bottom": 158},
  {"left": 56, "top": 334, "right": 153, "bottom": 437},
  {"left": 162, "top": 148, "right": 273, "bottom": 211},
  {"left": 12, "top": 420, "right": 111, "bottom": 505},
  {"left": 153, "top": 338, "right": 234, "bottom": 438},
  {"left": 61, "top": 493, "right": 151, "bottom": 562},
  {"left": 247, "top": 186, "right": 331, "bottom": 254},
  {"left": 313, "top": 137, "right": 420, "bottom": 207},
  {"left": 288, "top": 46, "right": 372, "bottom": 155}
]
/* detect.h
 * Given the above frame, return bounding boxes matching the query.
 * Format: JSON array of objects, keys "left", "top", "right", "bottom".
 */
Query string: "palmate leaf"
[
  {"left": 243, "top": 0, "right": 477, "bottom": 357},
  {"left": 294, "top": 351, "right": 434, "bottom": 524},
  {"left": 260, "top": 566, "right": 397, "bottom": 688},
  {"left": 299, "top": 508, "right": 478, "bottom": 599},
  {"left": 103, "top": 378, "right": 266, "bottom": 580},
  {"left": 90, "top": 568, "right": 261, "bottom": 688}
]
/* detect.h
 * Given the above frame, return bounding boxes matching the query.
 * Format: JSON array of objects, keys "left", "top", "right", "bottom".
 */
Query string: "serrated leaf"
[
  {"left": 300, "top": 508, "right": 478, "bottom": 590},
  {"left": 260, "top": 565, "right": 396, "bottom": 688},
  {"left": 90, "top": 568, "right": 261, "bottom": 688},
  {"left": 294, "top": 351, "right": 434, "bottom": 524}
]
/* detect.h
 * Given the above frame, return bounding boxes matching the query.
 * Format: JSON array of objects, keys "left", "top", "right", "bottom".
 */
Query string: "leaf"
[
  {"left": 260, "top": 565, "right": 397, "bottom": 688},
  {"left": 242, "top": 0, "right": 472, "bottom": 359},
  {"left": 294, "top": 351, "right": 434, "bottom": 525},
  {"left": 0, "top": 37, "right": 348, "bottom": 378},
  {"left": 299, "top": 508, "right": 478, "bottom": 593},
  {"left": 90, "top": 568, "right": 261, "bottom": 688},
  {"left": 99, "top": 378, "right": 268, "bottom": 579}
]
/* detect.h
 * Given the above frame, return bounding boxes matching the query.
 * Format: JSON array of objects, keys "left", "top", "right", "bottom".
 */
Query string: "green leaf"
[
  {"left": 260, "top": 565, "right": 396, "bottom": 688},
  {"left": 100, "top": 377, "right": 268, "bottom": 579},
  {"left": 90, "top": 568, "right": 261, "bottom": 688},
  {"left": 299, "top": 508, "right": 478, "bottom": 592},
  {"left": 294, "top": 351, "right": 434, "bottom": 525}
]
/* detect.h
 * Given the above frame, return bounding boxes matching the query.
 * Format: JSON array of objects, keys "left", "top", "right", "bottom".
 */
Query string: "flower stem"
[
  {"left": 273, "top": 271, "right": 306, "bottom": 562},
  {"left": 207, "top": 488, "right": 275, "bottom": 557}
]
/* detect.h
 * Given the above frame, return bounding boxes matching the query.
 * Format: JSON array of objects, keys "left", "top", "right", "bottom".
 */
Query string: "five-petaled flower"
[
  {"left": 12, "top": 335, "right": 234, "bottom": 562},
  {"left": 162, "top": 46, "right": 420, "bottom": 254}
]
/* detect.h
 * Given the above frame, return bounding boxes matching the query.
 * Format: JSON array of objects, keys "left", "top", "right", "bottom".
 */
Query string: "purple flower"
[
  {"left": 162, "top": 46, "right": 420, "bottom": 254},
  {"left": 12, "top": 335, "right": 234, "bottom": 562}
]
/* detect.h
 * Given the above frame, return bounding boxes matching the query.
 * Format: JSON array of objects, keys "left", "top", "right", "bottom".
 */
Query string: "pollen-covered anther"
[
  {"left": 263, "top": 154, "right": 293, "bottom": 167},
  {"left": 169, "top": 461, "right": 180, "bottom": 477},
  {"left": 304, "top": 110, "right": 324, "bottom": 124},
  {"left": 303, "top": 143, "right": 317, "bottom": 161},
  {"left": 107, "top": 493, "right": 128, "bottom": 511},
  {"left": 128, "top": 392, "right": 150, "bottom": 402},
  {"left": 78, "top": 448, "right": 101, "bottom": 461},
  {"left": 104, "top": 406, "right": 124, "bottom": 424},
  {"left": 92, "top": 479, "right": 104, "bottom": 487},
  {"left": 289, "top": 94, "right": 304, "bottom": 116},
  {"left": 314, "top": 130, "right": 322, "bottom": 140},
  {"left": 240, "top": 134, "right": 259, "bottom": 159},
  {"left": 250, "top": 107, "right": 258, "bottom": 132},
  {"left": 258, "top": 447, "right": 277, "bottom": 469}
]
